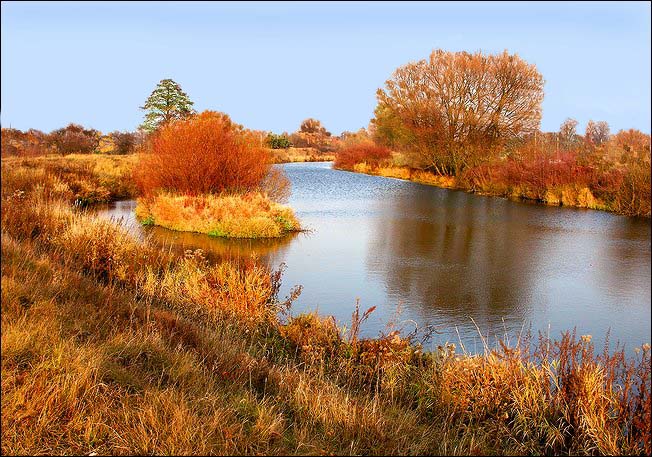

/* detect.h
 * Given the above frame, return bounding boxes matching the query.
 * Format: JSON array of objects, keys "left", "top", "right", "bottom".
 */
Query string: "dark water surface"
[{"left": 98, "top": 162, "right": 651, "bottom": 353}]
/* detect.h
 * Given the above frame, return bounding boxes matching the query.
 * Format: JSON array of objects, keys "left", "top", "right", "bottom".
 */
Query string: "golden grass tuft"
[{"left": 135, "top": 192, "right": 301, "bottom": 238}]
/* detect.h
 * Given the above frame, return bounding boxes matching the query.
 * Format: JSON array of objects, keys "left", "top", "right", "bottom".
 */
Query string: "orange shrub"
[
  {"left": 334, "top": 143, "right": 391, "bottom": 170},
  {"left": 612, "top": 129, "right": 651, "bottom": 156},
  {"left": 134, "top": 111, "right": 272, "bottom": 197}
]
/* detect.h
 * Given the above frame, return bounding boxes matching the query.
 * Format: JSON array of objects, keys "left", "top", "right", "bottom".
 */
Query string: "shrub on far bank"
[
  {"left": 134, "top": 111, "right": 273, "bottom": 197},
  {"left": 2, "top": 124, "right": 105, "bottom": 156},
  {"left": 334, "top": 142, "right": 391, "bottom": 170},
  {"left": 2, "top": 128, "right": 53, "bottom": 157},
  {"left": 109, "top": 130, "right": 145, "bottom": 155},
  {"left": 266, "top": 133, "right": 292, "bottom": 149}
]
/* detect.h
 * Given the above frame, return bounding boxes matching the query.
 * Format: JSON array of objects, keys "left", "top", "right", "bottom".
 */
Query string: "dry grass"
[
  {"left": 2, "top": 156, "right": 650, "bottom": 455},
  {"left": 135, "top": 192, "right": 301, "bottom": 239},
  {"left": 270, "top": 147, "right": 336, "bottom": 164},
  {"left": 350, "top": 162, "right": 458, "bottom": 189},
  {"left": 1, "top": 153, "right": 137, "bottom": 205}
]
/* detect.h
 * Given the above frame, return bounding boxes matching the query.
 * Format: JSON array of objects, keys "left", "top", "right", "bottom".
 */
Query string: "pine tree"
[{"left": 140, "top": 79, "right": 195, "bottom": 133}]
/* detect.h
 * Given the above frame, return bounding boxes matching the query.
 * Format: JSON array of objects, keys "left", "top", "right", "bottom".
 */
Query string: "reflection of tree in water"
[
  {"left": 366, "top": 185, "right": 546, "bottom": 343},
  {"left": 93, "top": 199, "right": 298, "bottom": 267},
  {"left": 596, "top": 216, "right": 651, "bottom": 302},
  {"left": 144, "top": 225, "right": 299, "bottom": 266}
]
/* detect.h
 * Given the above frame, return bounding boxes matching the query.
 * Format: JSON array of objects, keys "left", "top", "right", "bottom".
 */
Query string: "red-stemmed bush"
[
  {"left": 334, "top": 143, "right": 391, "bottom": 170},
  {"left": 134, "top": 111, "right": 273, "bottom": 197}
]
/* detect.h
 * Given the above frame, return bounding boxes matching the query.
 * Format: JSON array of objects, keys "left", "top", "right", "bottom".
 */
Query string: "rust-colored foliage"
[
  {"left": 1, "top": 128, "right": 52, "bottom": 157},
  {"left": 49, "top": 123, "right": 101, "bottom": 155},
  {"left": 334, "top": 143, "right": 391, "bottom": 169},
  {"left": 373, "top": 49, "right": 545, "bottom": 175},
  {"left": 460, "top": 129, "right": 651, "bottom": 217},
  {"left": 134, "top": 111, "right": 273, "bottom": 197},
  {"left": 464, "top": 150, "right": 598, "bottom": 196}
]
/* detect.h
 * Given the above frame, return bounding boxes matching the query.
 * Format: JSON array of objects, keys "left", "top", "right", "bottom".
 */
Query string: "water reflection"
[
  {"left": 366, "top": 186, "right": 542, "bottom": 345},
  {"left": 366, "top": 181, "right": 651, "bottom": 350},
  {"left": 94, "top": 199, "right": 298, "bottom": 264}
]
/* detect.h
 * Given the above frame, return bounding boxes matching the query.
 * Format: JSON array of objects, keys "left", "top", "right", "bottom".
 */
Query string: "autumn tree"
[
  {"left": 300, "top": 118, "right": 330, "bottom": 136},
  {"left": 559, "top": 118, "right": 579, "bottom": 149},
  {"left": 110, "top": 131, "right": 144, "bottom": 154},
  {"left": 1, "top": 128, "right": 24, "bottom": 156},
  {"left": 2, "top": 128, "right": 52, "bottom": 156},
  {"left": 48, "top": 123, "right": 100, "bottom": 155},
  {"left": 290, "top": 118, "right": 334, "bottom": 150},
  {"left": 340, "top": 128, "right": 373, "bottom": 147},
  {"left": 372, "top": 49, "right": 545, "bottom": 175},
  {"left": 140, "top": 79, "right": 195, "bottom": 133},
  {"left": 611, "top": 129, "right": 651, "bottom": 158},
  {"left": 585, "top": 120, "right": 610, "bottom": 146}
]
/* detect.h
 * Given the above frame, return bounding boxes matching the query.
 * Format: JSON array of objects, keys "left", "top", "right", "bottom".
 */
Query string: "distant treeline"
[
  {"left": 1, "top": 117, "right": 346, "bottom": 157},
  {"left": 1, "top": 124, "right": 146, "bottom": 156}
]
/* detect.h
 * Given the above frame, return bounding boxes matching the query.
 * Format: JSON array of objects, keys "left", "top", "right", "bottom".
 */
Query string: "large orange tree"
[{"left": 373, "top": 50, "right": 545, "bottom": 175}]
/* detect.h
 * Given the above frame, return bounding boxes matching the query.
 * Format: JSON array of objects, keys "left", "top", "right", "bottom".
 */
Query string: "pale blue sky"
[{"left": 1, "top": 1, "right": 650, "bottom": 135}]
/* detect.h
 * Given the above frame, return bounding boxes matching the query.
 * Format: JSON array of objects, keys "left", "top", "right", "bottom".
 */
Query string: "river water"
[{"left": 97, "top": 162, "right": 651, "bottom": 353}]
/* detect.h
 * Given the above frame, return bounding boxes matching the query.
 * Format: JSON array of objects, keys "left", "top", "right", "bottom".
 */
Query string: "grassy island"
[
  {"left": 132, "top": 111, "right": 301, "bottom": 239},
  {"left": 135, "top": 192, "right": 300, "bottom": 238}
]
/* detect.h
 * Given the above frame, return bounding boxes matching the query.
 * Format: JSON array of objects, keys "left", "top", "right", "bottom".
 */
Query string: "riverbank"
[
  {"left": 2, "top": 150, "right": 650, "bottom": 455},
  {"left": 335, "top": 161, "right": 648, "bottom": 216},
  {"left": 270, "top": 147, "right": 336, "bottom": 163}
]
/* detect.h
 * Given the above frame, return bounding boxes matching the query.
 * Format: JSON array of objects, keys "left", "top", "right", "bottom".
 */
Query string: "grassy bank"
[
  {"left": 1, "top": 153, "right": 137, "bottom": 205},
  {"left": 351, "top": 162, "right": 458, "bottom": 189},
  {"left": 344, "top": 161, "right": 605, "bottom": 210},
  {"left": 135, "top": 192, "right": 301, "bottom": 239},
  {"left": 2, "top": 156, "right": 650, "bottom": 455},
  {"left": 270, "top": 147, "right": 336, "bottom": 164},
  {"left": 336, "top": 151, "right": 649, "bottom": 217}
]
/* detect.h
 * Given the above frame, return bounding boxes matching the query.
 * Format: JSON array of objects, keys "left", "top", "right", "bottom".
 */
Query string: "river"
[{"left": 97, "top": 162, "right": 651, "bottom": 354}]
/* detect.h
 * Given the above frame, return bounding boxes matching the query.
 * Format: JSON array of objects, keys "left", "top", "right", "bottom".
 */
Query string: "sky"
[{"left": 1, "top": 1, "right": 650, "bottom": 135}]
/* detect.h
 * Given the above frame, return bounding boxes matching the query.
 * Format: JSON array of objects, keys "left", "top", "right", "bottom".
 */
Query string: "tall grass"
[
  {"left": 1, "top": 154, "right": 137, "bottom": 205},
  {"left": 135, "top": 192, "right": 300, "bottom": 239}
]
